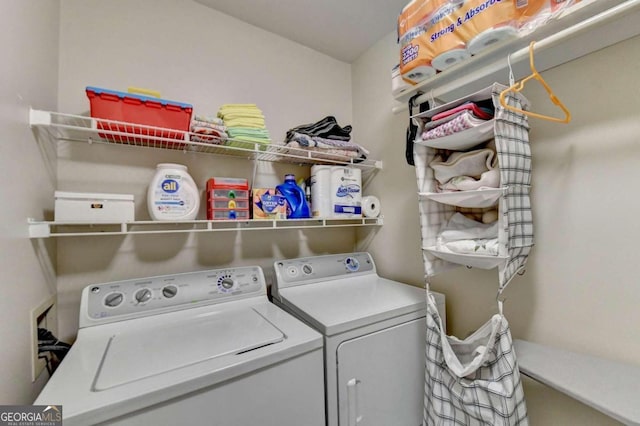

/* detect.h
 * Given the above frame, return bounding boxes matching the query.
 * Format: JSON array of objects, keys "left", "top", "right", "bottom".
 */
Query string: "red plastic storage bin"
[
  {"left": 206, "top": 177, "right": 250, "bottom": 220},
  {"left": 86, "top": 86, "right": 193, "bottom": 145}
]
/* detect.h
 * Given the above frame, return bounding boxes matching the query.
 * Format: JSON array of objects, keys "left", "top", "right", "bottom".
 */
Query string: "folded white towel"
[
  {"left": 439, "top": 169, "right": 500, "bottom": 191},
  {"left": 430, "top": 148, "right": 497, "bottom": 184}
]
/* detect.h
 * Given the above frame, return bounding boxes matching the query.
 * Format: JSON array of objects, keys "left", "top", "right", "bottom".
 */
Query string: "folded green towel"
[{"left": 227, "top": 127, "right": 270, "bottom": 138}]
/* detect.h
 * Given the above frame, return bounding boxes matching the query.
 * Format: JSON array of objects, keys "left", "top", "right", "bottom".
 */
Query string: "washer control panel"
[
  {"left": 84, "top": 266, "right": 264, "bottom": 322},
  {"left": 274, "top": 252, "right": 375, "bottom": 289}
]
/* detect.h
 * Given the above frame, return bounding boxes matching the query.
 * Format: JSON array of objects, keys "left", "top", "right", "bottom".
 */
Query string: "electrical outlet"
[{"left": 31, "top": 295, "right": 57, "bottom": 382}]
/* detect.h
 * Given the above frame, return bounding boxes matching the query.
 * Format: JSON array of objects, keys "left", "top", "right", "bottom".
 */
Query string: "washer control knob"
[
  {"left": 220, "top": 278, "right": 234, "bottom": 289},
  {"left": 135, "top": 288, "right": 152, "bottom": 304},
  {"left": 344, "top": 257, "right": 360, "bottom": 272},
  {"left": 104, "top": 292, "right": 123, "bottom": 308},
  {"left": 302, "top": 264, "right": 313, "bottom": 275},
  {"left": 162, "top": 285, "right": 178, "bottom": 298}
]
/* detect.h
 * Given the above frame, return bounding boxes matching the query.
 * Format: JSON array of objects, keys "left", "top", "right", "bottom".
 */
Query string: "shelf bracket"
[
  {"left": 29, "top": 109, "right": 51, "bottom": 127},
  {"left": 28, "top": 219, "right": 51, "bottom": 238}
]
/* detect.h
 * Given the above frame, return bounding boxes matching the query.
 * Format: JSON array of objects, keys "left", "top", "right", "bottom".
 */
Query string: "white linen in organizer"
[
  {"left": 430, "top": 144, "right": 500, "bottom": 192},
  {"left": 423, "top": 293, "right": 528, "bottom": 425},
  {"left": 437, "top": 212, "right": 499, "bottom": 256}
]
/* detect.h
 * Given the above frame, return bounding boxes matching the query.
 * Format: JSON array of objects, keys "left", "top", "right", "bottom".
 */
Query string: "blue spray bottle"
[{"left": 276, "top": 174, "right": 311, "bottom": 219}]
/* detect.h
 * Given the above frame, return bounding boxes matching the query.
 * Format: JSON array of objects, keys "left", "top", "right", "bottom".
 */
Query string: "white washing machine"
[
  {"left": 272, "top": 252, "right": 445, "bottom": 426},
  {"left": 35, "top": 266, "right": 325, "bottom": 426}
]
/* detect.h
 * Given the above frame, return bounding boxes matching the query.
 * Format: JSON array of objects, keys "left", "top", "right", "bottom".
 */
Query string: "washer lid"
[
  {"left": 279, "top": 276, "right": 428, "bottom": 336},
  {"left": 94, "top": 307, "right": 284, "bottom": 390}
]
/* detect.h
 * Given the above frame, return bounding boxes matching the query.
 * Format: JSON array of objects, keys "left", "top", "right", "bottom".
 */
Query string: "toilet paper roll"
[
  {"left": 466, "top": 26, "right": 517, "bottom": 56},
  {"left": 362, "top": 196, "right": 381, "bottom": 218}
]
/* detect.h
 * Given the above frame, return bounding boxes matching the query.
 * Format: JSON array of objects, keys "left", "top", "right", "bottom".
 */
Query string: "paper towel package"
[
  {"left": 311, "top": 165, "right": 362, "bottom": 218},
  {"left": 397, "top": 0, "right": 578, "bottom": 79}
]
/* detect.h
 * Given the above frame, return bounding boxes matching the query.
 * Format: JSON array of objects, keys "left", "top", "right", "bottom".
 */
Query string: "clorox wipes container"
[{"left": 147, "top": 163, "right": 200, "bottom": 220}]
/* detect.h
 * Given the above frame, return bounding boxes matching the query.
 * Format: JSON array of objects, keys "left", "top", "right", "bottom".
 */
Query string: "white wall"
[
  {"left": 0, "top": 0, "right": 60, "bottom": 404},
  {"left": 55, "top": 0, "right": 356, "bottom": 340},
  {"left": 352, "top": 31, "right": 640, "bottom": 425}
]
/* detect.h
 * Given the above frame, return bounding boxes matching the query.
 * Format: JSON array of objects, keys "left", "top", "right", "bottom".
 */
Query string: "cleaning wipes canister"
[{"left": 147, "top": 163, "right": 200, "bottom": 220}]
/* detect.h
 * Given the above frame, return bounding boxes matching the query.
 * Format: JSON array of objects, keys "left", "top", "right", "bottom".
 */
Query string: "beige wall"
[
  {"left": 352, "top": 31, "right": 639, "bottom": 425},
  {"left": 55, "top": 0, "right": 357, "bottom": 341},
  {"left": 0, "top": 0, "right": 60, "bottom": 404}
]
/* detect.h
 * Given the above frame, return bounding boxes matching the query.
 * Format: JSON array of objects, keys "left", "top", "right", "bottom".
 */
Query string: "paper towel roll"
[
  {"left": 431, "top": 48, "right": 470, "bottom": 71},
  {"left": 310, "top": 165, "right": 332, "bottom": 218},
  {"left": 362, "top": 196, "right": 381, "bottom": 218},
  {"left": 466, "top": 26, "right": 517, "bottom": 56}
]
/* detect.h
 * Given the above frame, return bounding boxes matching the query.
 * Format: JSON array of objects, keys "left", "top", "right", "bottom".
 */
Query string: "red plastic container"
[{"left": 86, "top": 86, "right": 193, "bottom": 145}]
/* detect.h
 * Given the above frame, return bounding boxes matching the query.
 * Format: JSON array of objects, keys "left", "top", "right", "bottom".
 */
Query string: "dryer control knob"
[
  {"left": 104, "top": 292, "right": 124, "bottom": 308},
  {"left": 220, "top": 278, "right": 234, "bottom": 289},
  {"left": 135, "top": 288, "right": 152, "bottom": 304},
  {"left": 162, "top": 285, "right": 178, "bottom": 298}
]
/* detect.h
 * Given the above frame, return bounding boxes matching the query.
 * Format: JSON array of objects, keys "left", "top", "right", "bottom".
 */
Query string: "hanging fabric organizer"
[
  {"left": 412, "top": 83, "right": 533, "bottom": 425},
  {"left": 413, "top": 82, "right": 533, "bottom": 292}
]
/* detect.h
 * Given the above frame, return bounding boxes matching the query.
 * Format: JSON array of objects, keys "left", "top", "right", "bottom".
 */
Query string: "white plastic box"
[{"left": 54, "top": 191, "right": 135, "bottom": 223}]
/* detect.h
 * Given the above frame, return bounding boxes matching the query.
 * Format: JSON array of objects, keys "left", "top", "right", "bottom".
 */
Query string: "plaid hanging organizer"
[
  {"left": 413, "top": 82, "right": 533, "bottom": 289},
  {"left": 411, "top": 83, "right": 533, "bottom": 425}
]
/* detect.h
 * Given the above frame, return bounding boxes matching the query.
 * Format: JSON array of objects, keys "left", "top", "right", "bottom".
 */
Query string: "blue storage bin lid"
[{"left": 86, "top": 86, "right": 192, "bottom": 109}]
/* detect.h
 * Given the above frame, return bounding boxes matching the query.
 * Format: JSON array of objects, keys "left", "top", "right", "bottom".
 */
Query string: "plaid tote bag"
[{"left": 423, "top": 292, "right": 528, "bottom": 425}]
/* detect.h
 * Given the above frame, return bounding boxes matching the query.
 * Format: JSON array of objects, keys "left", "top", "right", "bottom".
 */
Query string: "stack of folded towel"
[
  {"left": 217, "top": 104, "right": 271, "bottom": 148},
  {"left": 429, "top": 142, "right": 500, "bottom": 192},
  {"left": 284, "top": 116, "right": 369, "bottom": 162},
  {"left": 190, "top": 114, "right": 228, "bottom": 144}
]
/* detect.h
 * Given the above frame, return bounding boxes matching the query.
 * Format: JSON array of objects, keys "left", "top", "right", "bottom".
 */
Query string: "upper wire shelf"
[{"left": 29, "top": 109, "right": 382, "bottom": 171}]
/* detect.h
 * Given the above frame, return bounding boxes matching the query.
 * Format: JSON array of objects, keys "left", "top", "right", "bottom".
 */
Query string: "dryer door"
[{"left": 336, "top": 318, "right": 425, "bottom": 426}]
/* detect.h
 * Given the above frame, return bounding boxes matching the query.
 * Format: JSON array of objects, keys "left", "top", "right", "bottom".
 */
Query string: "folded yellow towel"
[{"left": 220, "top": 103, "right": 258, "bottom": 109}]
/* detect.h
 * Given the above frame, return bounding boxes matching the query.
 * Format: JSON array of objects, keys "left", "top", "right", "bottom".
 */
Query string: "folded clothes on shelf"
[
  {"left": 286, "top": 116, "right": 352, "bottom": 142},
  {"left": 284, "top": 141, "right": 361, "bottom": 161},
  {"left": 217, "top": 103, "right": 271, "bottom": 147},
  {"left": 190, "top": 114, "right": 227, "bottom": 144},
  {"left": 436, "top": 212, "right": 499, "bottom": 256},
  {"left": 422, "top": 110, "right": 490, "bottom": 140},
  {"left": 282, "top": 116, "right": 368, "bottom": 163},
  {"left": 430, "top": 145, "right": 500, "bottom": 192}
]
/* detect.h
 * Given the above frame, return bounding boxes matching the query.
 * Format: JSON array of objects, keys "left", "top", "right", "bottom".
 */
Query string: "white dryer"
[
  {"left": 272, "top": 252, "right": 445, "bottom": 426},
  {"left": 35, "top": 266, "right": 325, "bottom": 426}
]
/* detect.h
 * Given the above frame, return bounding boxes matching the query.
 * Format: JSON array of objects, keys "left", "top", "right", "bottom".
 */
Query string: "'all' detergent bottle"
[{"left": 276, "top": 174, "right": 311, "bottom": 219}]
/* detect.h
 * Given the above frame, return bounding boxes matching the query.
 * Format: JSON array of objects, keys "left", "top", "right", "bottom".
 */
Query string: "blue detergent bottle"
[{"left": 276, "top": 174, "right": 311, "bottom": 219}]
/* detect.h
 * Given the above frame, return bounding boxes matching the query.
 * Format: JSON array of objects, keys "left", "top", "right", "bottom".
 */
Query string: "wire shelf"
[
  {"left": 29, "top": 110, "right": 382, "bottom": 171},
  {"left": 28, "top": 217, "right": 383, "bottom": 238}
]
